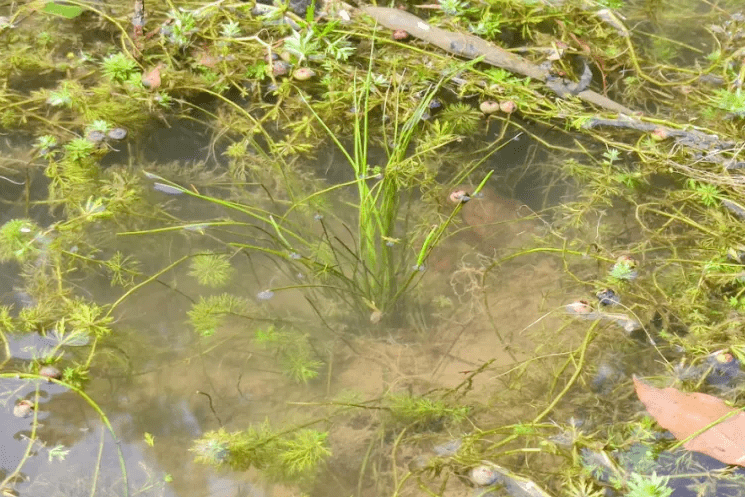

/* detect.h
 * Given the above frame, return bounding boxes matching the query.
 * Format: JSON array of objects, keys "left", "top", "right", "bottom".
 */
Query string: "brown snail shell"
[
  {"left": 141, "top": 64, "right": 162, "bottom": 90},
  {"left": 448, "top": 189, "right": 470, "bottom": 204},
  {"left": 499, "top": 100, "right": 517, "bottom": 113},
  {"left": 479, "top": 100, "right": 500, "bottom": 115},
  {"left": 107, "top": 127, "right": 127, "bottom": 140},
  {"left": 13, "top": 399, "right": 34, "bottom": 418},
  {"left": 566, "top": 300, "right": 594, "bottom": 316},
  {"left": 470, "top": 465, "right": 501, "bottom": 486},
  {"left": 40, "top": 365, "right": 62, "bottom": 381},
  {"left": 392, "top": 29, "right": 409, "bottom": 40},
  {"left": 292, "top": 67, "right": 316, "bottom": 81},
  {"left": 271, "top": 60, "right": 292, "bottom": 77},
  {"left": 86, "top": 130, "right": 106, "bottom": 144}
]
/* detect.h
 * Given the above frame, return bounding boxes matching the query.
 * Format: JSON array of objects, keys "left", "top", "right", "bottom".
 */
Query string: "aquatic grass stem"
[
  {"left": 300, "top": 60, "right": 464, "bottom": 311},
  {"left": 139, "top": 172, "right": 312, "bottom": 248},
  {"left": 105, "top": 254, "right": 190, "bottom": 318},
  {"left": 89, "top": 426, "right": 106, "bottom": 497}
]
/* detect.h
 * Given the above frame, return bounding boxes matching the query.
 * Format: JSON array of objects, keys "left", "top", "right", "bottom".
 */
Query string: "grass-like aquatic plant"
[{"left": 140, "top": 61, "right": 492, "bottom": 323}]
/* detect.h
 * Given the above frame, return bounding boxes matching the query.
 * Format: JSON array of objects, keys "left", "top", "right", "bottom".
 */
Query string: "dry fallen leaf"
[{"left": 633, "top": 375, "right": 745, "bottom": 466}]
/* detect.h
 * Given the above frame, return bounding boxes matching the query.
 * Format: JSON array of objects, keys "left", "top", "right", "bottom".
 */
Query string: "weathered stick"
[{"left": 360, "top": 6, "right": 634, "bottom": 115}]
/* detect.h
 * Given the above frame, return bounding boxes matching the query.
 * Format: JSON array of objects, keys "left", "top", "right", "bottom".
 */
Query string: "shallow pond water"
[{"left": 0, "top": 116, "right": 584, "bottom": 497}]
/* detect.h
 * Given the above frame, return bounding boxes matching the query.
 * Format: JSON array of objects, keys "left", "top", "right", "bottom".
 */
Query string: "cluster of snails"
[
  {"left": 86, "top": 126, "right": 128, "bottom": 145},
  {"left": 12, "top": 366, "right": 62, "bottom": 418},
  {"left": 265, "top": 52, "right": 316, "bottom": 81},
  {"left": 479, "top": 100, "right": 517, "bottom": 115}
]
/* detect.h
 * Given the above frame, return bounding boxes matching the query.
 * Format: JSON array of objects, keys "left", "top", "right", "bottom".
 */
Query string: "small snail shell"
[
  {"left": 479, "top": 101, "right": 500, "bottom": 115},
  {"left": 271, "top": 60, "right": 292, "bottom": 77},
  {"left": 107, "top": 127, "right": 128, "bottom": 140},
  {"left": 293, "top": 67, "right": 316, "bottom": 81},
  {"left": 392, "top": 29, "right": 409, "bottom": 40},
  {"left": 448, "top": 190, "right": 470, "bottom": 204},
  {"left": 469, "top": 465, "right": 501, "bottom": 486},
  {"left": 499, "top": 100, "right": 517, "bottom": 113},
  {"left": 13, "top": 400, "right": 34, "bottom": 418},
  {"left": 566, "top": 300, "right": 594, "bottom": 316},
  {"left": 651, "top": 128, "right": 670, "bottom": 141},
  {"left": 86, "top": 130, "right": 106, "bottom": 144},
  {"left": 40, "top": 365, "right": 62, "bottom": 381},
  {"left": 141, "top": 64, "right": 162, "bottom": 90}
]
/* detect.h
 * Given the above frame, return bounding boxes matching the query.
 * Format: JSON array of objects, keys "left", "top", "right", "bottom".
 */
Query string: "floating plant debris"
[
  {"left": 634, "top": 376, "right": 745, "bottom": 467},
  {"left": 722, "top": 198, "right": 745, "bottom": 220},
  {"left": 153, "top": 182, "right": 184, "bottom": 195},
  {"left": 257, "top": 289, "right": 275, "bottom": 300}
]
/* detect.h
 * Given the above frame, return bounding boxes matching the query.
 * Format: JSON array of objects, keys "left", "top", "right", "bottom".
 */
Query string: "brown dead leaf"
[{"left": 633, "top": 375, "right": 745, "bottom": 466}]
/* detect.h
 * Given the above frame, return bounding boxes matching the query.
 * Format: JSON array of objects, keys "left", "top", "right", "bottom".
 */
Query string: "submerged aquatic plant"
[
  {"left": 187, "top": 294, "right": 250, "bottom": 337},
  {"left": 0, "top": 219, "right": 42, "bottom": 263},
  {"left": 188, "top": 253, "right": 234, "bottom": 287},
  {"left": 386, "top": 392, "right": 470, "bottom": 427},
  {"left": 254, "top": 326, "right": 323, "bottom": 384},
  {"left": 192, "top": 424, "right": 331, "bottom": 485},
  {"left": 625, "top": 472, "right": 673, "bottom": 497},
  {"left": 101, "top": 52, "right": 139, "bottom": 84}
]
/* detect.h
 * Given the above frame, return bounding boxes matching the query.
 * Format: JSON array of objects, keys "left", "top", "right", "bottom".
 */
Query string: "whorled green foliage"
[
  {"left": 187, "top": 293, "right": 250, "bottom": 336},
  {"left": 65, "top": 300, "right": 113, "bottom": 338},
  {"left": 386, "top": 392, "right": 470, "bottom": 428},
  {"left": 188, "top": 253, "right": 234, "bottom": 288},
  {"left": 254, "top": 326, "right": 323, "bottom": 384},
  {"left": 625, "top": 472, "right": 673, "bottom": 497},
  {"left": 191, "top": 424, "right": 331, "bottom": 485},
  {"left": 0, "top": 219, "right": 42, "bottom": 263},
  {"left": 101, "top": 52, "right": 140, "bottom": 84}
]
